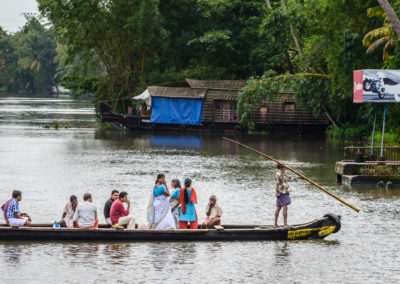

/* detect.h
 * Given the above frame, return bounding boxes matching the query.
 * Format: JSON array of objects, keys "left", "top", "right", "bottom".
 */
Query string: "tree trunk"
[
  {"left": 323, "top": 106, "right": 339, "bottom": 129},
  {"left": 377, "top": 0, "right": 400, "bottom": 39},
  {"left": 265, "top": 0, "right": 272, "bottom": 9},
  {"left": 280, "top": 0, "right": 304, "bottom": 58}
]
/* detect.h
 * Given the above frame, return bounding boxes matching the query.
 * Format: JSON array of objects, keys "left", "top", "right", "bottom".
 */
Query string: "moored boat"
[{"left": 0, "top": 214, "right": 341, "bottom": 241}]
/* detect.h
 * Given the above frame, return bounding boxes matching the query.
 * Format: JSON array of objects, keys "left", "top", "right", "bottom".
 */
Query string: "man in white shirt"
[{"left": 73, "top": 193, "right": 98, "bottom": 228}]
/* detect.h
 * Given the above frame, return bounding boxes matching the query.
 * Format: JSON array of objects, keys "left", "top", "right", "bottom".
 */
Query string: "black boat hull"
[{"left": 0, "top": 214, "right": 341, "bottom": 242}]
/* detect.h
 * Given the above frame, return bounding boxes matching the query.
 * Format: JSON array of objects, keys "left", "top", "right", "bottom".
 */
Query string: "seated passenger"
[
  {"left": 73, "top": 193, "right": 98, "bottom": 229},
  {"left": 104, "top": 190, "right": 119, "bottom": 225},
  {"left": 110, "top": 192, "right": 135, "bottom": 229},
  {"left": 6, "top": 190, "right": 31, "bottom": 227},
  {"left": 60, "top": 195, "right": 78, "bottom": 228},
  {"left": 201, "top": 195, "right": 222, "bottom": 229}
]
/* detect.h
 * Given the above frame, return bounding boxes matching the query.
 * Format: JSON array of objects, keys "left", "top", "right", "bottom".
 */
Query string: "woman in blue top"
[
  {"left": 147, "top": 173, "right": 176, "bottom": 229},
  {"left": 169, "top": 179, "right": 181, "bottom": 228},
  {"left": 171, "top": 178, "right": 198, "bottom": 229}
]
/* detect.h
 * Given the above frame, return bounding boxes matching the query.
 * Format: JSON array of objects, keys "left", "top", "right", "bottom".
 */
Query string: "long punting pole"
[
  {"left": 370, "top": 105, "right": 378, "bottom": 156},
  {"left": 380, "top": 104, "right": 387, "bottom": 159},
  {"left": 222, "top": 137, "right": 360, "bottom": 213}
]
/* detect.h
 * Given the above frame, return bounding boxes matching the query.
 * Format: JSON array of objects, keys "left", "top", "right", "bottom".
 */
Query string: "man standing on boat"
[
  {"left": 274, "top": 164, "right": 300, "bottom": 228},
  {"left": 73, "top": 193, "right": 98, "bottom": 228},
  {"left": 6, "top": 190, "right": 31, "bottom": 227},
  {"left": 104, "top": 190, "right": 119, "bottom": 225}
]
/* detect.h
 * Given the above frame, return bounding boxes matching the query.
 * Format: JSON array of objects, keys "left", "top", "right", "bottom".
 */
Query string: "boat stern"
[{"left": 286, "top": 213, "right": 341, "bottom": 240}]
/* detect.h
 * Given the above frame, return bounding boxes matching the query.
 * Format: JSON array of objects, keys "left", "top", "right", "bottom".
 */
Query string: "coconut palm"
[
  {"left": 363, "top": 6, "right": 398, "bottom": 61},
  {"left": 377, "top": 0, "right": 400, "bottom": 39}
]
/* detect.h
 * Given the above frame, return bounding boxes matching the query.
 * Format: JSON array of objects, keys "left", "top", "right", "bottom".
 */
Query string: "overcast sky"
[{"left": 0, "top": 0, "right": 39, "bottom": 33}]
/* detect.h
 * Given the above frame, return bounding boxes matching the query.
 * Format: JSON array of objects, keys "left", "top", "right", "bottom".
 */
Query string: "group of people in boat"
[
  {"left": 1, "top": 174, "right": 223, "bottom": 230},
  {"left": 2, "top": 166, "right": 299, "bottom": 229}
]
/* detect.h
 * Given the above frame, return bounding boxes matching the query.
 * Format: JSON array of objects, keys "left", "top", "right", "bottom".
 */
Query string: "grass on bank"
[{"left": 327, "top": 124, "right": 400, "bottom": 146}]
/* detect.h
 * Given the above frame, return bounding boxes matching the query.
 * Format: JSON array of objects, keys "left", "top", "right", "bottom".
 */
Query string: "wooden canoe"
[{"left": 0, "top": 214, "right": 341, "bottom": 241}]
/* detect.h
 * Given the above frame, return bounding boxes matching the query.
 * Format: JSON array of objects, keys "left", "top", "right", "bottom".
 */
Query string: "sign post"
[{"left": 354, "top": 70, "right": 400, "bottom": 160}]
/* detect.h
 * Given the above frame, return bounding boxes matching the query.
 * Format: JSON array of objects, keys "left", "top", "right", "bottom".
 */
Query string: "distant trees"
[{"left": 0, "top": 16, "right": 59, "bottom": 93}]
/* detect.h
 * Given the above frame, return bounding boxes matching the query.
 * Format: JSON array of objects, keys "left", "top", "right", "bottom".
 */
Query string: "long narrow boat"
[{"left": 0, "top": 214, "right": 341, "bottom": 241}]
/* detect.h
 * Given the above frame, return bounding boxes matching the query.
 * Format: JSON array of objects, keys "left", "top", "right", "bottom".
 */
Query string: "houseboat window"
[
  {"left": 284, "top": 102, "right": 296, "bottom": 111},
  {"left": 214, "top": 100, "right": 238, "bottom": 122}
]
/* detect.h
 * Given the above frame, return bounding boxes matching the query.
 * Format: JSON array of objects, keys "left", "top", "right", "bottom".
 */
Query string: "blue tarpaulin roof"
[{"left": 150, "top": 97, "right": 203, "bottom": 125}]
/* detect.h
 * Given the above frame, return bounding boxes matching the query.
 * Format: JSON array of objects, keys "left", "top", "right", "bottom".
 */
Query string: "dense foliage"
[
  {"left": 1, "top": 0, "right": 400, "bottom": 140},
  {"left": 0, "top": 16, "right": 59, "bottom": 93}
]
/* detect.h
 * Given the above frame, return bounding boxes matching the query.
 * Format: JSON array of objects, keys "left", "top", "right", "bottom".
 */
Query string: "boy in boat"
[
  {"left": 73, "top": 193, "right": 98, "bottom": 228},
  {"left": 275, "top": 164, "right": 301, "bottom": 227},
  {"left": 6, "top": 190, "right": 31, "bottom": 227},
  {"left": 110, "top": 192, "right": 136, "bottom": 229},
  {"left": 104, "top": 190, "right": 119, "bottom": 225},
  {"left": 201, "top": 195, "right": 222, "bottom": 229},
  {"left": 60, "top": 195, "right": 78, "bottom": 228}
]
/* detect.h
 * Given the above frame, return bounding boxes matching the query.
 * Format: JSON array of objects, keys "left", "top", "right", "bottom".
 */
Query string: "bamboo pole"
[{"left": 222, "top": 137, "right": 360, "bottom": 213}]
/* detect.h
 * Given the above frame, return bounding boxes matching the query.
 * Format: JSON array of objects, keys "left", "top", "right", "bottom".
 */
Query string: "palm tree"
[
  {"left": 363, "top": 6, "right": 397, "bottom": 61},
  {"left": 377, "top": 0, "right": 400, "bottom": 39}
]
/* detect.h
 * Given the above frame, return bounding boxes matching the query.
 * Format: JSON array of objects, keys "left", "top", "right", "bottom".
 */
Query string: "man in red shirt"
[{"left": 109, "top": 192, "right": 136, "bottom": 229}]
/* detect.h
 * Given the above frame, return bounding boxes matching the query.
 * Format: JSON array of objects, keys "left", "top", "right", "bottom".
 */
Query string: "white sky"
[{"left": 0, "top": 0, "right": 39, "bottom": 33}]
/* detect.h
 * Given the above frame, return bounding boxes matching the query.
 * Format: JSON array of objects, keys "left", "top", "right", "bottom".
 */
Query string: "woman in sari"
[
  {"left": 169, "top": 179, "right": 181, "bottom": 228},
  {"left": 147, "top": 173, "right": 177, "bottom": 229},
  {"left": 171, "top": 178, "right": 198, "bottom": 229}
]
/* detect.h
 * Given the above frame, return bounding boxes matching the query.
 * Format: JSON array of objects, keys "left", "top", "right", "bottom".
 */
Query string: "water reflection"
[
  {"left": 3, "top": 245, "right": 24, "bottom": 264},
  {"left": 172, "top": 243, "right": 198, "bottom": 265},
  {"left": 150, "top": 243, "right": 171, "bottom": 270},
  {"left": 150, "top": 135, "right": 202, "bottom": 149},
  {"left": 65, "top": 243, "right": 99, "bottom": 266}
]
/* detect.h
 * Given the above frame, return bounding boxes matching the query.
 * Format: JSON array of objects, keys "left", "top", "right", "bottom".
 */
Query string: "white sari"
[{"left": 147, "top": 193, "right": 176, "bottom": 229}]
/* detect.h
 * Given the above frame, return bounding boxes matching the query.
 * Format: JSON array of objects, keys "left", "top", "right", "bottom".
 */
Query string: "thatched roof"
[
  {"left": 148, "top": 86, "right": 206, "bottom": 99},
  {"left": 185, "top": 78, "right": 247, "bottom": 90}
]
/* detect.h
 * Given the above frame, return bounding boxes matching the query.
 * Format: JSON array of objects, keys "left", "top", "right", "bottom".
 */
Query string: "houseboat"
[{"left": 100, "top": 79, "right": 329, "bottom": 133}]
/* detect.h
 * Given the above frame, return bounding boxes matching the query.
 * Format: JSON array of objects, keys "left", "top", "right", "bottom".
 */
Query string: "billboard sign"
[{"left": 353, "top": 70, "right": 400, "bottom": 103}]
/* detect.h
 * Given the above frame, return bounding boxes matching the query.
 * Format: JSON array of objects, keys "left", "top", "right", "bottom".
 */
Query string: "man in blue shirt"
[{"left": 6, "top": 190, "right": 31, "bottom": 227}]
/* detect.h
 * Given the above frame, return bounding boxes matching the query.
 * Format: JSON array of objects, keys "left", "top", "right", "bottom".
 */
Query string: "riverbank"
[{"left": 327, "top": 124, "right": 400, "bottom": 145}]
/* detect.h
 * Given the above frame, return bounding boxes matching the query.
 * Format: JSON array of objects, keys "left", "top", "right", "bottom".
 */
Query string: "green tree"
[
  {"left": 0, "top": 16, "right": 59, "bottom": 93},
  {"left": 38, "top": 0, "right": 167, "bottom": 113},
  {"left": 363, "top": 6, "right": 398, "bottom": 61}
]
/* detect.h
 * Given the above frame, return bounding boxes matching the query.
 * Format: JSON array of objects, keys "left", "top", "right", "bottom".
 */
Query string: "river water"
[{"left": 0, "top": 94, "right": 399, "bottom": 283}]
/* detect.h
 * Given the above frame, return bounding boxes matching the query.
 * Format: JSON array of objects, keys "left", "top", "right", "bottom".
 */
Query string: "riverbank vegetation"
[
  {"left": 0, "top": 15, "right": 59, "bottom": 94},
  {"left": 1, "top": 1, "right": 400, "bottom": 143}
]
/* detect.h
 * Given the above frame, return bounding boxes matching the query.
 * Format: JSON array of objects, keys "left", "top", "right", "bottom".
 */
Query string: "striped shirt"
[{"left": 6, "top": 199, "right": 20, "bottom": 219}]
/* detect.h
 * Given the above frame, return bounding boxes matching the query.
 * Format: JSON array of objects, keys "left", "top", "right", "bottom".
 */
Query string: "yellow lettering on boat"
[{"left": 287, "top": 226, "right": 336, "bottom": 239}]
